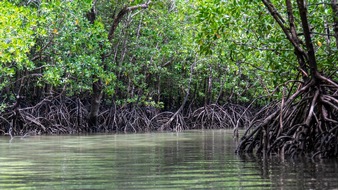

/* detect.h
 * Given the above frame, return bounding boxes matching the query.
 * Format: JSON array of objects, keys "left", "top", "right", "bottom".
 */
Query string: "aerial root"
[
  {"left": 148, "top": 111, "right": 186, "bottom": 131},
  {"left": 0, "top": 95, "right": 256, "bottom": 135},
  {"left": 189, "top": 103, "right": 252, "bottom": 130},
  {"left": 236, "top": 75, "right": 338, "bottom": 158}
]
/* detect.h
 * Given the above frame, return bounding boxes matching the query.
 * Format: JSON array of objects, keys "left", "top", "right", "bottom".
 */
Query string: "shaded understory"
[
  {"left": 0, "top": 97, "right": 252, "bottom": 136},
  {"left": 2, "top": 76, "right": 338, "bottom": 159}
]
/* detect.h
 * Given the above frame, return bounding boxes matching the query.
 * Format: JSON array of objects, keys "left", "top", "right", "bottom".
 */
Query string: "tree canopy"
[{"left": 1, "top": 0, "right": 338, "bottom": 158}]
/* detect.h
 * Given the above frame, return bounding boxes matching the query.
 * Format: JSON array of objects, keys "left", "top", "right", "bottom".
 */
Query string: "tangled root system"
[{"left": 236, "top": 74, "right": 338, "bottom": 159}]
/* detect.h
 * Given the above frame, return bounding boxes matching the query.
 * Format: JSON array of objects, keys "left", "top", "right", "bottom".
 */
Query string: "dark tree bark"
[
  {"left": 89, "top": 80, "right": 103, "bottom": 128},
  {"left": 286, "top": 0, "right": 308, "bottom": 81},
  {"left": 296, "top": 0, "right": 317, "bottom": 77},
  {"left": 332, "top": 0, "right": 338, "bottom": 48}
]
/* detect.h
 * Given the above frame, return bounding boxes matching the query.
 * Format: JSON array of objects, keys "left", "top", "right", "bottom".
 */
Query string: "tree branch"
[
  {"left": 261, "top": 0, "right": 307, "bottom": 59},
  {"left": 286, "top": 0, "right": 300, "bottom": 44},
  {"left": 108, "top": 1, "right": 151, "bottom": 41},
  {"left": 331, "top": 0, "right": 338, "bottom": 48},
  {"left": 297, "top": 0, "right": 318, "bottom": 74}
]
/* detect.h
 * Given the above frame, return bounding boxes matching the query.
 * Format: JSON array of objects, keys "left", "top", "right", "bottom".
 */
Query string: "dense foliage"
[
  {"left": 1, "top": 0, "right": 338, "bottom": 158},
  {"left": 0, "top": 0, "right": 276, "bottom": 111}
]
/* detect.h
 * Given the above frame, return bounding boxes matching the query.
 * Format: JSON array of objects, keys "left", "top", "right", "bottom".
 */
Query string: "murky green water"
[{"left": 0, "top": 130, "right": 338, "bottom": 189}]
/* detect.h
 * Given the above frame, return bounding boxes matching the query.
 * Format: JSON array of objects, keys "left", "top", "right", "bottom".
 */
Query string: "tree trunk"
[
  {"left": 296, "top": 0, "right": 318, "bottom": 77},
  {"left": 89, "top": 80, "right": 103, "bottom": 128},
  {"left": 87, "top": 1, "right": 152, "bottom": 128},
  {"left": 332, "top": 0, "right": 338, "bottom": 48}
]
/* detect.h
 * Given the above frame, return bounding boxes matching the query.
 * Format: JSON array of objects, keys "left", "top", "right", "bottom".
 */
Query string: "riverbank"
[{"left": 0, "top": 96, "right": 255, "bottom": 137}]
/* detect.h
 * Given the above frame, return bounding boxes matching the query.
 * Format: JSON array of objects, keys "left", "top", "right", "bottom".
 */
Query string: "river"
[{"left": 1, "top": 129, "right": 338, "bottom": 189}]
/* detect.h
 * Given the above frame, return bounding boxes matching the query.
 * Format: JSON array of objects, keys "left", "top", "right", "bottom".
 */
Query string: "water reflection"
[
  {"left": 0, "top": 130, "right": 337, "bottom": 189},
  {"left": 238, "top": 152, "right": 338, "bottom": 189}
]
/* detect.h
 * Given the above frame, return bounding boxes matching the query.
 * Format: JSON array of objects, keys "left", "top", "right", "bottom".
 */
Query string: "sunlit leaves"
[
  {"left": 33, "top": 1, "right": 113, "bottom": 93},
  {"left": 0, "top": 1, "right": 37, "bottom": 67}
]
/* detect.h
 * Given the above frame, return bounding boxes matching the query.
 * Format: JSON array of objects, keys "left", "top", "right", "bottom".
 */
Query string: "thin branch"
[
  {"left": 262, "top": 0, "right": 307, "bottom": 57},
  {"left": 286, "top": 0, "right": 302, "bottom": 45},
  {"left": 108, "top": 1, "right": 152, "bottom": 41},
  {"left": 332, "top": 0, "right": 338, "bottom": 48}
]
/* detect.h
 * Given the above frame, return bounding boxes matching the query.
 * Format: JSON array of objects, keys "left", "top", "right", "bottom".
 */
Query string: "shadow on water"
[
  {"left": 238, "top": 153, "right": 338, "bottom": 189},
  {"left": 0, "top": 130, "right": 338, "bottom": 189}
]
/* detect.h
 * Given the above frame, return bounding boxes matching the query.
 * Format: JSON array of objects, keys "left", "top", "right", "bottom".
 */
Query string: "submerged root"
[{"left": 236, "top": 75, "right": 338, "bottom": 158}]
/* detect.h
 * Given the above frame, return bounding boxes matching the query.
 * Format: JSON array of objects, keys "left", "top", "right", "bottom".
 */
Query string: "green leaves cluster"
[
  {"left": 34, "top": 1, "right": 114, "bottom": 92},
  {"left": 2, "top": 0, "right": 337, "bottom": 112},
  {"left": 0, "top": 1, "right": 37, "bottom": 73},
  {"left": 192, "top": 1, "right": 299, "bottom": 100}
]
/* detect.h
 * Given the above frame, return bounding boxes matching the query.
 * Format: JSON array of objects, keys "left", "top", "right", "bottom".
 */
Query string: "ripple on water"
[{"left": 0, "top": 130, "right": 338, "bottom": 189}]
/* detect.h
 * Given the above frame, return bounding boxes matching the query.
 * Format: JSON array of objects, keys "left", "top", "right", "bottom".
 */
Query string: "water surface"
[{"left": 1, "top": 130, "right": 338, "bottom": 189}]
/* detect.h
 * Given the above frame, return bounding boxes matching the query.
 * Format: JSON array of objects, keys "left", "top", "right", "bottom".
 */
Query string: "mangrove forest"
[{"left": 1, "top": 0, "right": 338, "bottom": 158}]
